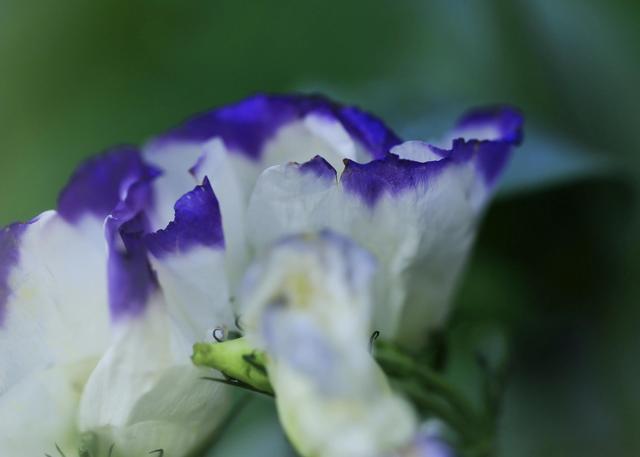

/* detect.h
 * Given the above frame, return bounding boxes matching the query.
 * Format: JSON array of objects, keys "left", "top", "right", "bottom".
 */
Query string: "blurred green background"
[{"left": 1, "top": 1, "right": 638, "bottom": 456}]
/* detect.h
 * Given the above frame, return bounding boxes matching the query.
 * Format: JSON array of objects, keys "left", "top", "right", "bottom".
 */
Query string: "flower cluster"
[{"left": 0, "top": 94, "right": 522, "bottom": 457}]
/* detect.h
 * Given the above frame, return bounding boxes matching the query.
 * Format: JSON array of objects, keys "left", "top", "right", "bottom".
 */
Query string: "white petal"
[
  {"left": 0, "top": 359, "right": 96, "bottom": 456},
  {"left": 78, "top": 294, "right": 232, "bottom": 457},
  {"left": 0, "top": 212, "right": 110, "bottom": 395},
  {"left": 191, "top": 138, "right": 252, "bottom": 287},
  {"left": 144, "top": 178, "right": 235, "bottom": 342},
  {"left": 259, "top": 116, "right": 359, "bottom": 172},
  {"left": 241, "top": 231, "right": 375, "bottom": 348},
  {"left": 270, "top": 352, "right": 416, "bottom": 457},
  {"left": 244, "top": 136, "right": 515, "bottom": 344},
  {"left": 338, "top": 150, "right": 480, "bottom": 342},
  {"left": 246, "top": 157, "right": 337, "bottom": 257},
  {"left": 149, "top": 248, "right": 233, "bottom": 343},
  {"left": 142, "top": 141, "right": 203, "bottom": 231},
  {"left": 240, "top": 233, "right": 416, "bottom": 457}
]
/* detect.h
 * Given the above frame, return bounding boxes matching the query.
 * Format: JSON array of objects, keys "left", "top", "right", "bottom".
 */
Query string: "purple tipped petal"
[
  {"left": 155, "top": 93, "right": 401, "bottom": 160},
  {"left": 455, "top": 106, "right": 524, "bottom": 145},
  {"left": 58, "top": 146, "right": 161, "bottom": 223},
  {"left": 0, "top": 222, "right": 30, "bottom": 326},
  {"left": 337, "top": 104, "right": 402, "bottom": 159},
  {"left": 145, "top": 177, "right": 225, "bottom": 258},
  {"left": 432, "top": 138, "right": 514, "bottom": 189},
  {"left": 470, "top": 140, "right": 513, "bottom": 188},
  {"left": 343, "top": 136, "right": 517, "bottom": 207},
  {"left": 341, "top": 155, "right": 448, "bottom": 207},
  {"left": 106, "top": 178, "right": 158, "bottom": 320},
  {"left": 298, "top": 155, "right": 337, "bottom": 181}
]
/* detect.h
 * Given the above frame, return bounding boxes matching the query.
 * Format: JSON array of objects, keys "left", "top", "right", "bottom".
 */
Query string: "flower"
[
  {"left": 0, "top": 93, "right": 522, "bottom": 456},
  {"left": 0, "top": 160, "right": 234, "bottom": 456},
  {"left": 239, "top": 231, "right": 417, "bottom": 457}
]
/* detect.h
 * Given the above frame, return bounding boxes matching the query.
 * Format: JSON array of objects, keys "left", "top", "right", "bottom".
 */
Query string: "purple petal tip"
[
  {"left": 456, "top": 106, "right": 524, "bottom": 145},
  {"left": 298, "top": 155, "right": 337, "bottom": 180},
  {"left": 58, "top": 146, "right": 161, "bottom": 224},
  {"left": 145, "top": 177, "right": 225, "bottom": 258},
  {"left": 155, "top": 93, "right": 401, "bottom": 160}
]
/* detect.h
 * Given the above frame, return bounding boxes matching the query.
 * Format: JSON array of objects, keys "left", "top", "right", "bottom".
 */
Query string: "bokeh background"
[{"left": 1, "top": 1, "right": 638, "bottom": 456}]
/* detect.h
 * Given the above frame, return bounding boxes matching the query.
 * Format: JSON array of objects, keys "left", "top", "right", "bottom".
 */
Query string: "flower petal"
[
  {"left": 240, "top": 232, "right": 416, "bottom": 457},
  {"left": 451, "top": 106, "right": 523, "bottom": 145},
  {"left": 152, "top": 93, "right": 401, "bottom": 162},
  {"left": 244, "top": 108, "right": 522, "bottom": 344},
  {"left": 246, "top": 156, "right": 337, "bottom": 256},
  {"left": 142, "top": 94, "right": 401, "bottom": 232},
  {"left": 0, "top": 213, "right": 110, "bottom": 394},
  {"left": 81, "top": 178, "right": 233, "bottom": 455},
  {"left": 58, "top": 146, "right": 160, "bottom": 224},
  {"left": 340, "top": 136, "right": 516, "bottom": 342},
  {"left": 78, "top": 292, "right": 232, "bottom": 457},
  {"left": 145, "top": 177, "right": 224, "bottom": 255},
  {"left": 242, "top": 231, "right": 375, "bottom": 348},
  {"left": 190, "top": 138, "right": 253, "bottom": 286},
  {"left": 105, "top": 178, "right": 158, "bottom": 320},
  {"left": 145, "top": 178, "right": 234, "bottom": 342},
  {"left": 0, "top": 360, "right": 96, "bottom": 456}
]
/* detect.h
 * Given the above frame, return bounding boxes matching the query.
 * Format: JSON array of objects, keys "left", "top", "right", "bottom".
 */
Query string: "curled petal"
[
  {"left": 105, "top": 178, "right": 158, "bottom": 320},
  {"left": 145, "top": 177, "right": 224, "bottom": 255},
  {"left": 145, "top": 178, "right": 234, "bottom": 342},
  {"left": 241, "top": 230, "right": 376, "bottom": 348},
  {"left": 58, "top": 146, "right": 160, "bottom": 224},
  {"left": 240, "top": 232, "right": 416, "bottom": 457},
  {"left": 190, "top": 139, "right": 252, "bottom": 287}
]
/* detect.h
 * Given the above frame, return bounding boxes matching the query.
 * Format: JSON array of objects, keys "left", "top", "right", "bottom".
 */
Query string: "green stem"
[
  {"left": 376, "top": 341, "right": 499, "bottom": 457},
  {"left": 375, "top": 343, "right": 478, "bottom": 423}
]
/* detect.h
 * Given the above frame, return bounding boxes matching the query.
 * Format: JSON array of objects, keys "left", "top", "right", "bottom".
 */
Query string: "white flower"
[
  {"left": 0, "top": 163, "right": 233, "bottom": 456},
  {"left": 239, "top": 231, "right": 417, "bottom": 457},
  {"left": 0, "top": 94, "right": 521, "bottom": 456}
]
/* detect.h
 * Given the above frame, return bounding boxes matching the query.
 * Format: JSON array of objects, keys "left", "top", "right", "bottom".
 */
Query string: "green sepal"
[{"left": 192, "top": 337, "right": 274, "bottom": 395}]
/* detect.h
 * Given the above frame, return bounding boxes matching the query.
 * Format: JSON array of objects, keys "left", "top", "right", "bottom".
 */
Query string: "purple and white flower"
[{"left": 0, "top": 94, "right": 521, "bottom": 456}]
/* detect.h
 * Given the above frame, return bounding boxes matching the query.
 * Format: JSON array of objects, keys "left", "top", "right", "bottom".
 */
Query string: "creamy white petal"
[
  {"left": 141, "top": 141, "right": 203, "bottom": 231},
  {"left": 257, "top": 115, "right": 360, "bottom": 173},
  {"left": 246, "top": 156, "right": 337, "bottom": 258},
  {"left": 190, "top": 138, "right": 252, "bottom": 288},
  {"left": 148, "top": 248, "right": 233, "bottom": 343},
  {"left": 270, "top": 352, "right": 416, "bottom": 457},
  {"left": 240, "top": 232, "right": 416, "bottom": 457},
  {"left": 0, "top": 212, "right": 110, "bottom": 395},
  {"left": 78, "top": 293, "right": 232, "bottom": 457},
  {"left": 0, "top": 359, "right": 96, "bottom": 456}
]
